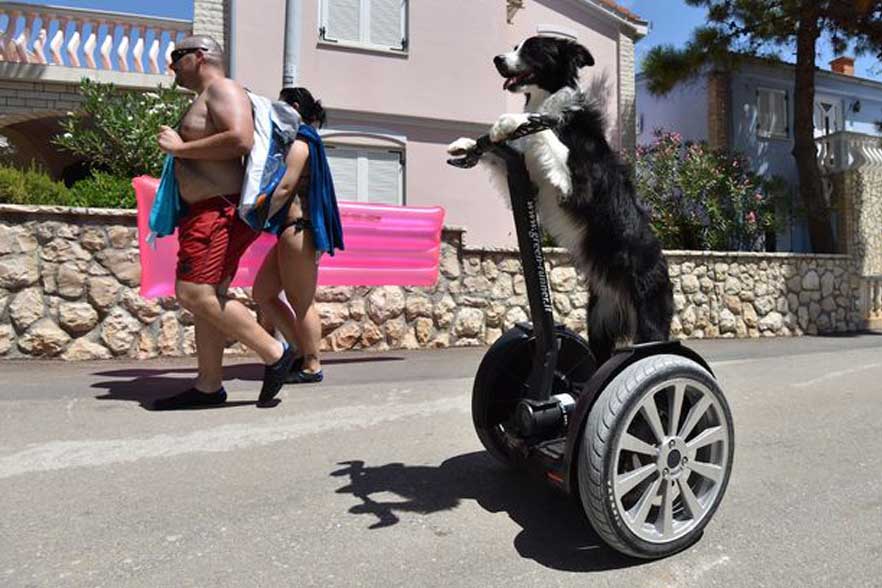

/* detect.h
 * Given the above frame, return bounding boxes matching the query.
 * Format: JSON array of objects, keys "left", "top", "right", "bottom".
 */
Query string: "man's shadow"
[
  {"left": 90, "top": 356, "right": 405, "bottom": 410},
  {"left": 331, "top": 452, "right": 649, "bottom": 572},
  {"left": 90, "top": 367, "right": 258, "bottom": 410}
]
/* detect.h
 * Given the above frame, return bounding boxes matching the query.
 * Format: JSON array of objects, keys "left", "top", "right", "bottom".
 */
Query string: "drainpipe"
[
  {"left": 283, "top": 0, "right": 301, "bottom": 88},
  {"left": 228, "top": 0, "right": 237, "bottom": 78}
]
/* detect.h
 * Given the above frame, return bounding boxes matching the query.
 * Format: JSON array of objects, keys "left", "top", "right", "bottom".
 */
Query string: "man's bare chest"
[{"left": 179, "top": 97, "right": 215, "bottom": 141}]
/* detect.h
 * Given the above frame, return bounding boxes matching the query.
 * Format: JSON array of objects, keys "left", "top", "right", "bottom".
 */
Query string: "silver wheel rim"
[{"left": 611, "top": 376, "right": 730, "bottom": 544}]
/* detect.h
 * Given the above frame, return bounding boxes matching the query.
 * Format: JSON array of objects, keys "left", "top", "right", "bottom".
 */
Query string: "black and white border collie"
[{"left": 448, "top": 35, "right": 673, "bottom": 364}]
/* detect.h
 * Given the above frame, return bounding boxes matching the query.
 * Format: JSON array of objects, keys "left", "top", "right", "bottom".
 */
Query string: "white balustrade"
[
  {"left": 147, "top": 37, "right": 160, "bottom": 74},
  {"left": 66, "top": 20, "right": 80, "bottom": 67},
  {"left": 99, "top": 22, "right": 113, "bottom": 70},
  {"left": 130, "top": 26, "right": 144, "bottom": 73},
  {"left": 164, "top": 35, "right": 176, "bottom": 70},
  {"left": 81, "top": 23, "right": 96, "bottom": 68},
  {"left": 816, "top": 131, "right": 882, "bottom": 174},
  {"left": 49, "top": 16, "right": 67, "bottom": 65},
  {"left": 0, "top": 2, "right": 190, "bottom": 76}
]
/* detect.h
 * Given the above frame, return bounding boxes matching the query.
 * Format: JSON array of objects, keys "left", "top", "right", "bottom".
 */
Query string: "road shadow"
[
  {"left": 331, "top": 452, "right": 647, "bottom": 573},
  {"left": 90, "top": 372, "right": 261, "bottom": 410},
  {"left": 92, "top": 355, "right": 405, "bottom": 381},
  {"left": 812, "top": 330, "right": 882, "bottom": 338},
  {"left": 90, "top": 355, "right": 405, "bottom": 409}
]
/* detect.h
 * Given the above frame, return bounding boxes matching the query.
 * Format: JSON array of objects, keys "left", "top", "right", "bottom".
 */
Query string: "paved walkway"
[{"left": 1, "top": 335, "right": 881, "bottom": 587}]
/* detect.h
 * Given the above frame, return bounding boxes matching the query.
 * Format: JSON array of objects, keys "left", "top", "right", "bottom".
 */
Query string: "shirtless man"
[{"left": 152, "top": 35, "right": 294, "bottom": 410}]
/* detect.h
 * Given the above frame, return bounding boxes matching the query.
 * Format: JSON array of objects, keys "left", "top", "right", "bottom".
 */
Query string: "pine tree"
[{"left": 641, "top": 0, "right": 882, "bottom": 253}]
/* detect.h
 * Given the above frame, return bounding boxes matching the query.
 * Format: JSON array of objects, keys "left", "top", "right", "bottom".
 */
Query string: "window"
[
  {"left": 756, "top": 88, "right": 789, "bottom": 139},
  {"left": 320, "top": 0, "right": 408, "bottom": 52},
  {"left": 326, "top": 145, "right": 404, "bottom": 205},
  {"left": 813, "top": 98, "right": 843, "bottom": 138}
]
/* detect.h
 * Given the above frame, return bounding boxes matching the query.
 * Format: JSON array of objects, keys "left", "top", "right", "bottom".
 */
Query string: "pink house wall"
[
  {"left": 232, "top": 0, "right": 629, "bottom": 247},
  {"left": 505, "top": 0, "right": 621, "bottom": 146},
  {"left": 230, "top": 0, "right": 287, "bottom": 98},
  {"left": 296, "top": 1, "right": 509, "bottom": 124}
]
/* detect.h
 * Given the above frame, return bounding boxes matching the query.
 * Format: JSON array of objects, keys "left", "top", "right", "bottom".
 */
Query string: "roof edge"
[{"left": 584, "top": 0, "right": 649, "bottom": 37}]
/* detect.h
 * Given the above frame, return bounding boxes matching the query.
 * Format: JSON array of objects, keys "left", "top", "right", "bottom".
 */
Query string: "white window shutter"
[
  {"left": 758, "top": 89, "right": 788, "bottom": 137},
  {"left": 772, "top": 92, "right": 787, "bottom": 136},
  {"left": 367, "top": 151, "right": 401, "bottom": 205},
  {"left": 757, "top": 90, "right": 771, "bottom": 136},
  {"left": 370, "top": 0, "right": 404, "bottom": 48},
  {"left": 326, "top": 0, "right": 361, "bottom": 42},
  {"left": 327, "top": 148, "right": 359, "bottom": 201}
]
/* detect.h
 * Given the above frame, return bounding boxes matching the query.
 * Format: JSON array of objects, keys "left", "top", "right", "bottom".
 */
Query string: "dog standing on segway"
[
  {"left": 446, "top": 36, "right": 734, "bottom": 560},
  {"left": 448, "top": 35, "right": 673, "bottom": 366}
]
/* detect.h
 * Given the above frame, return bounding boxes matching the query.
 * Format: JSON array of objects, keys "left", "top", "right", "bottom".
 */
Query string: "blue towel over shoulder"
[
  {"left": 300, "top": 125, "right": 344, "bottom": 256},
  {"left": 147, "top": 155, "right": 186, "bottom": 244},
  {"left": 267, "top": 125, "right": 344, "bottom": 256}
]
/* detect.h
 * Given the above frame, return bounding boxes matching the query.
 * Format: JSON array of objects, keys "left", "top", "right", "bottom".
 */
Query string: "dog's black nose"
[{"left": 493, "top": 55, "right": 505, "bottom": 68}]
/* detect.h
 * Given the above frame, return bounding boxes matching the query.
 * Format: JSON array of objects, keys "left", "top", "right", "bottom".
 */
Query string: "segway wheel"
[
  {"left": 578, "top": 354, "right": 734, "bottom": 559},
  {"left": 472, "top": 326, "right": 595, "bottom": 466}
]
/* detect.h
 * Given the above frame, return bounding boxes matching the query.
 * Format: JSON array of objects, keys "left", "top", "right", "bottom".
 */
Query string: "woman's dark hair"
[{"left": 279, "top": 87, "right": 327, "bottom": 128}]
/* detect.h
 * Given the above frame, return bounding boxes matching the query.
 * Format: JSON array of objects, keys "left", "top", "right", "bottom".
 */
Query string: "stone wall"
[
  {"left": 0, "top": 80, "right": 83, "bottom": 119},
  {"left": 0, "top": 204, "right": 872, "bottom": 360},
  {"left": 664, "top": 251, "right": 862, "bottom": 337},
  {"left": 835, "top": 167, "right": 882, "bottom": 277}
]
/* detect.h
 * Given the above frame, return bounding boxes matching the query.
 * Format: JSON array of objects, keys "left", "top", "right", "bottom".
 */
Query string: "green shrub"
[
  {"left": 0, "top": 165, "right": 27, "bottom": 203},
  {"left": 630, "top": 129, "right": 786, "bottom": 251},
  {"left": 69, "top": 171, "right": 135, "bottom": 209},
  {"left": 0, "top": 165, "right": 73, "bottom": 206},
  {"left": 0, "top": 165, "right": 135, "bottom": 209},
  {"left": 54, "top": 78, "right": 192, "bottom": 178}
]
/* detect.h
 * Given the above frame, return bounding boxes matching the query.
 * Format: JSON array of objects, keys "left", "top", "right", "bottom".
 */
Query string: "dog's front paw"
[
  {"left": 490, "top": 113, "right": 529, "bottom": 143},
  {"left": 447, "top": 137, "right": 477, "bottom": 157}
]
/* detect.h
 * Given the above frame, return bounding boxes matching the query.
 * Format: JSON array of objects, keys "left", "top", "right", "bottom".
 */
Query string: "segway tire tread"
[{"left": 577, "top": 354, "right": 733, "bottom": 559}]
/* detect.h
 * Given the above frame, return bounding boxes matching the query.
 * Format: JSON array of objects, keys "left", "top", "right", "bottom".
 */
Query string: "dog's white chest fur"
[
  {"left": 522, "top": 89, "right": 585, "bottom": 255},
  {"left": 520, "top": 136, "right": 581, "bottom": 252}
]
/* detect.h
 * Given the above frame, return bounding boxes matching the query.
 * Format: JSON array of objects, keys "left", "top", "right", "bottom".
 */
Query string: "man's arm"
[{"left": 158, "top": 79, "right": 254, "bottom": 159}]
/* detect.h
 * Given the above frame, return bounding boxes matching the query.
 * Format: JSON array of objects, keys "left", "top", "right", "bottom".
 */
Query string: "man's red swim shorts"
[{"left": 176, "top": 194, "right": 259, "bottom": 285}]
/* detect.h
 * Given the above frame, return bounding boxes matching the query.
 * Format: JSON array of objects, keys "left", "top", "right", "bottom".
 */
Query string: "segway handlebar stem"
[{"left": 447, "top": 113, "right": 561, "bottom": 402}]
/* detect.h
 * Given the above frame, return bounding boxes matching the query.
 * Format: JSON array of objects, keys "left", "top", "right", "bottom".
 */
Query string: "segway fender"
[{"left": 560, "top": 340, "right": 714, "bottom": 495}]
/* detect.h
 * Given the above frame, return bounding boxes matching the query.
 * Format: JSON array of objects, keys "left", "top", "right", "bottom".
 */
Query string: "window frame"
[
  {"left": 325, "top": 143, "right": 406, "bottom": 206},
  {"left": 318, "top": 0, "right": 409, "bottom": 55},
  {"left": 756, "top": 87, "right": 790, "bottom": 140}
]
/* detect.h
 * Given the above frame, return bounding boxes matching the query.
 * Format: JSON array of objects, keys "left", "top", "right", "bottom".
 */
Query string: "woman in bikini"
[{"left": 253, "top": 87, "right": 344, "bottom": 384}]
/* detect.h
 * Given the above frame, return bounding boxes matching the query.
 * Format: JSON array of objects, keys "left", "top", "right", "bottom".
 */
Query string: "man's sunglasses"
[{"left": 170, "top": 47, "right": 207, "bottom": 65}]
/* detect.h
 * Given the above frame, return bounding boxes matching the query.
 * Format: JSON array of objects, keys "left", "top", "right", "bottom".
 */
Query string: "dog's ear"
[{"left": 569, "top": 42, "right": 594, "bottom": 68}]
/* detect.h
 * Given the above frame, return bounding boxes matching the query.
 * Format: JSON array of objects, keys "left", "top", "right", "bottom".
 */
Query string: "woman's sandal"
[{"left": 286, "top": 369, "right": 323, "bottom": 384}]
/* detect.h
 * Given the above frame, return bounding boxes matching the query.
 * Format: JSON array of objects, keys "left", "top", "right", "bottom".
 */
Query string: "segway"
[{"left": 447, "top": 116, "right": 734, "bottom": 559}]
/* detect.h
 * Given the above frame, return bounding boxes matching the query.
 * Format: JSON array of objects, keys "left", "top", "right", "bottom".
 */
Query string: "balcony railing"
[
  {"left": 816, "top": 131, "right": 882, "bottom": 174},
  {"left": 0, "top": 2, "right": 191, "bottom": 76}
]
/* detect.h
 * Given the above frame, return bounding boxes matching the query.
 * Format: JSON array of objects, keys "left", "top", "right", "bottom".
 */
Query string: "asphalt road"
[{"left": 1, "top": 334, "right": 881, "bottom": 587}]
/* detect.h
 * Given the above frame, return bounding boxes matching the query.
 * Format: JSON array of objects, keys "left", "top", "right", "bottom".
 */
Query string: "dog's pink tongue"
[{"left": 502, "top": 73, "right": 529, "bottom": 90}]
